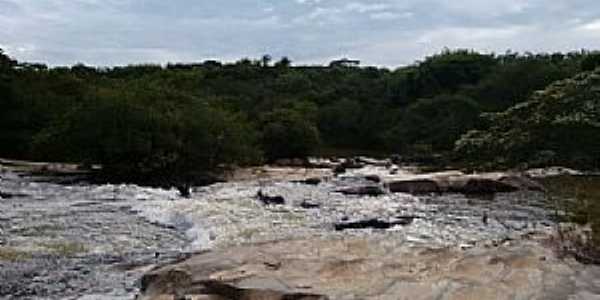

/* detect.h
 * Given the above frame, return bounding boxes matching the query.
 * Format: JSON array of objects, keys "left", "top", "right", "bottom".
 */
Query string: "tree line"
[{"left": 1, "top": 48, "right": 599, "bottom": 187}]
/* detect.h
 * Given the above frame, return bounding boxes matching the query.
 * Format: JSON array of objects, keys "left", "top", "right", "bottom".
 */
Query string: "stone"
[
  {"left": 364, "top": 175, "right": 381, "bottom": 183},
  {"left": 385, "top": 172, "right": 545, "bottom": 195},
  {"left": 138, "top": 237, "right": 600, "bottom": 300},
  {"left": 451, "top": 178, "right": 518, "bottom": 194},
  {"left": 334, "top": 217, "right": 414, "bottom": 231},
  {"left": 340, "top": 159, "right": 364, "bottom": 170},
  {"left": 386, "top": 179, "right": 441, "bottom": 194},
  {"left": 355, "top": 157, "right": 391, "bottom": 167},
  {"left": 293, "top": 177, "right": 321, "bottom": 186},
  {"left": 335, "top": 186, "right": 385, "bottom": 197},
  {"left": 332, "top": 165, "right": 346, "bottom": 175},
  {"left": 300, "top": 201, "right": 320, "bottom": 209},
  {"left": 256, "top": 190, "right": 285, "bottom": 205}
]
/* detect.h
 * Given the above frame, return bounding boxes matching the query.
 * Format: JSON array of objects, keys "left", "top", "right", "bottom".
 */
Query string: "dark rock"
[
  {"left": 176, "top": 185, "right": 192, "bottom": 198},
  {"left": 273, "top": 158, "right": 308, "bottom": 167},
  {"left": 294, "top": 177, "right": 322, "bottom": 185},
  {"left": 0, "top": 191, "right": 27, "bottom": 199},
  {"left": 336, "top": 185, "right": 385, "bottom": 196},
  {"left": 334, "top": 217, "right": 414, "bottom": 231},
  {"left": 390, "top": 154, "right": 403, "bottom": 165},
  {"left": 257, "top": 190, "right": 285, "bottom": 205},
  {"left": 355, "top": 157, "right": 391, "bottom": 167},
  {"left": 498, "top": 175, "right": 545, "bottom": 192},
  {"left": 341, "top": 158, "right": 365, "bottom": 169},
  {"left": 332, "top": 165, "right": 346, "bottom": 175},
  {"left": 453, "top": 178, "right": 518, "bottom": 194},
  {"left": 300, "top": 201, "right": 320, "bottom": 209},
  {"left": 386, "top": 179, "right": 441, "bottom": 194},
  {"left": 364, "top": 175, "right": 381, "bottom": 183}
]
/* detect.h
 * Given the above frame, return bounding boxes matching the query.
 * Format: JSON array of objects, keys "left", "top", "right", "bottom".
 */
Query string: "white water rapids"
[{"left": 0, "top": 165, "right": 555, "bottom": 299}]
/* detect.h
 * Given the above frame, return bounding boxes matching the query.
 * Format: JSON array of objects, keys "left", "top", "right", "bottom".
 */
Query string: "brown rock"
[
  {"left": 386, "top": 179, "right": 441, "bottom": 194},
  {"left": 138, "top": 237, "right": 598, "bottom": 300}
]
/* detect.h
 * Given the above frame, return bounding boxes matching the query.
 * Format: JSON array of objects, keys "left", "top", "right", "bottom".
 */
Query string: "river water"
[{"left": 0, "top": 166, "right": 557, "bottom": 299}]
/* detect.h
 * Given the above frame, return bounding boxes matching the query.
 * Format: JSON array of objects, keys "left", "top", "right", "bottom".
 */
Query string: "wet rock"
[
  {"left": 452, "top": 178, "right": 518, "bottom": 194},
  {"left": 364, "top": 175, "right": 381, "bottom": 183},
  {"left": 386, "top": 179, "right": 441, "bottom": 194},
  {"left": 0, "top": 191, "right": 28, "bottom": 199},
  {"left": 257, "top": 190, "right": 285, "bottom": 205},
  {"left": 300, "top": 201, "right": 320, "bottom": 209},
  {"left": 176, "top": 185, "right": 192, "bottom": 198},
  {"left": 332, "top": 165, "right": 346, "bottom": 176},
  {"left": 390, "top": 154, "right": 403, "bottom": 165},
  {"left": 525, "top": 166, "right": 584, "bottom": 178},
  {"left": 334, "top": 217, "right": 414, "bottom": 231},
  {"left": 335, "top": 185, "right": 385, "bottom": 196},
  {"left": 498, "top": 175, "right": 545, "bottom": 192},
  {"left": 293, "top": 177, "right": 322, "bottom": 186},
  {"left": 385, "top": 172, "right": 545, "bottom": 195},
  {"left": 341, "top": 158, "right": 365, "bottom": 170},
  {"left": 306, "top": 158, "right": 338, "bottom": 169},
  {"left": 355, "top": 157, "right": 391, "bottom": 167},
  {"left": 272, "top": 158, "right": 308, "bottom": 167}
]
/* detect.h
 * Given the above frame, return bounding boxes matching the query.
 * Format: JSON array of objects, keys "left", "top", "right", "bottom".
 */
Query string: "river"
[{"left": 0, "top": 164, "right": 572, "bottom": 299}]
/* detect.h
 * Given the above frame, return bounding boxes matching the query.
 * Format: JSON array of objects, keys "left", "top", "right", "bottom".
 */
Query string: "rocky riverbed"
[{"left": 0, "top": 160, "right": 598, "bottom": 299}]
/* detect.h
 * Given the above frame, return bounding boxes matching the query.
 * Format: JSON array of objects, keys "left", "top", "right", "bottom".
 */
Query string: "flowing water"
[{"left": 0, "top": 166, "right": 559, "bottom": 299}]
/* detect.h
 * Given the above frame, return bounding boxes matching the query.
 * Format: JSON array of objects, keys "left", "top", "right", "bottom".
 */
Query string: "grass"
[
  {"left": 42, "top": 241, "right": 87, "bottom": 257},
  {"left": 541, "top": 176, "right": 600, "bottom": 264},
  {"left": 0, "top": 247, "right": 32, "bottom": 261}
]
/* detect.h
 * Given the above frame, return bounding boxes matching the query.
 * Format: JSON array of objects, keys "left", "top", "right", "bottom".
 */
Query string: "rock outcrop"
[
  {"left": 138, "top": 236, "right": 600, "bottom": 300},
  {"left": 335, "top": 185, "right": 386, "bottom": 196},
  {"left": 385, "top": 172, "right": 545, "bottom": 195}
]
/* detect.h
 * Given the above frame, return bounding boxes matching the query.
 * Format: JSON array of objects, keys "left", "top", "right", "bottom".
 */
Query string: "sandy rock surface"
[{"left": 139, "top": 235, "right": 600, "bottom": 300}]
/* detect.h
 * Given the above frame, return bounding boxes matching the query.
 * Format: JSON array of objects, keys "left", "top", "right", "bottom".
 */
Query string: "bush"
[
  {"left": 384, "top": 94, "right": 481, "bottom": 153},
  {"left": 33, "top": 83, "right": 261, "bottom": 189},
  {"left": 260, "top": 108, "right": 320, "bottom": 161},
  {"left": 455, "top": 69, "right": 600, "bottom": 170}
]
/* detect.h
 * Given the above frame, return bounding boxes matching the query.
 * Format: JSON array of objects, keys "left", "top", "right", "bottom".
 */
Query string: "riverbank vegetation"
[{"left": 1, "top": 48, "right": 599, "bottom": 185}]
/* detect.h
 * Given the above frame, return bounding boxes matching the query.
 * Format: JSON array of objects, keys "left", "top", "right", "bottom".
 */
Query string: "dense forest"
[{"left": 1, "top": 48, "right": 599, "bottom": 187}]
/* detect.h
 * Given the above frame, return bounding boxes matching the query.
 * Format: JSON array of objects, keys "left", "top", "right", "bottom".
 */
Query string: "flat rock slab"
[
  {"left": 138, "top": 237, "right": 600, "bottom": 300},
  {"left": 385, "top": 172, "right": 545, "bottom": 195}
]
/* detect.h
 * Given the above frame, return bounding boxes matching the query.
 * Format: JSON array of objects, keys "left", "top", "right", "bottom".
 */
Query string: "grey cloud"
[{"left": 1, "top": 0, "right": 599, "bottom": 67}]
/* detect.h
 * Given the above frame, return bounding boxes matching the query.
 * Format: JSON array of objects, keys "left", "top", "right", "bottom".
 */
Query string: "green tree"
[
  {"left": 260, "top": 108, "right": 320, "bottom": 161},
  {"left": 385, "top": 94, "right": 481, "bottom": 153},
  {"left": 456, "top": 69, "right": 600, "bottom": 169}
]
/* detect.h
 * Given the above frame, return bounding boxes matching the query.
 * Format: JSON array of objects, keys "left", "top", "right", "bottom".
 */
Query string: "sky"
[{"left": 1, "top": 0, "right": 600, "bottom": 67}]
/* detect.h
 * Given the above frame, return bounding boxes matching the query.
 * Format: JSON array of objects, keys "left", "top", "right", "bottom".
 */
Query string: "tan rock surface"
[{"left": 138, "top": 236, "right": 599, "bottom": 300}]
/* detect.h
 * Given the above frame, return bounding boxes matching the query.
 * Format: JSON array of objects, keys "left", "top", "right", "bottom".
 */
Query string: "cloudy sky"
[{"left": 1, "top": 0, "right": 600, "bottom": 67}]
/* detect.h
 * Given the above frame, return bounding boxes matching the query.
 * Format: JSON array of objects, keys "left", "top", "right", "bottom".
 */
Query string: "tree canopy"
[{"left": 1, "top": 48, "right": 599, "bottom": 188}]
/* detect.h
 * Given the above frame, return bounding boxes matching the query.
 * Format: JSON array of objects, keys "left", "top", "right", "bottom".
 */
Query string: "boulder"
[
  {"left": 355, "top": 157, "right": 391, "bottom": 167},
  {"left": 332, "top": 164, "right": 346, "bottom": 175},
  {"left": 385, "top": 172, "right": 545, "bottom": 195},
  {"left": 498, "top": 175, "right": 545, "bottom": 192},
  {"left": 272, "top": 158, "right": 308, "bottom": 167},
  {"left": 449, "top": 177, "right": 518, "bottom": 194},
  {"left": 0, "top": 191, "right": 28, "bottom": 199},
  {"left": 294, "top": 177, "right": 322, "bottom": 186},
  {"left": 525, "top": 167, "right": 584, "bottom": 178},
  {"left": 386, "top": 179, "right": 441, "bottom": 194},
  {"left": 300, "top": 200, "right": 320, "bottom": 209},
  {"left": 364, "top": 175, "right": 381, "bottom": 183},
  {"left": 137, "top": 237, "right": 598, "bottom": 300},
  {"left": 340, "top": 158, "right": 364, "bottom": 169},
  {"left": 336, "top": 185, "right": 386, "bottom": 197},
  {"left": 256, "top": 190, "right": 285, "bottom": 205},
  {"left": 334, "top": 217, "right": 414, "bottom": 231}
]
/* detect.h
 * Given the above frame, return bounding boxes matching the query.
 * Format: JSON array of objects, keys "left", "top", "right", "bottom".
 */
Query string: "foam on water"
[{"left": 128, "top": 167, "right": 555, "bottom": 251}]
